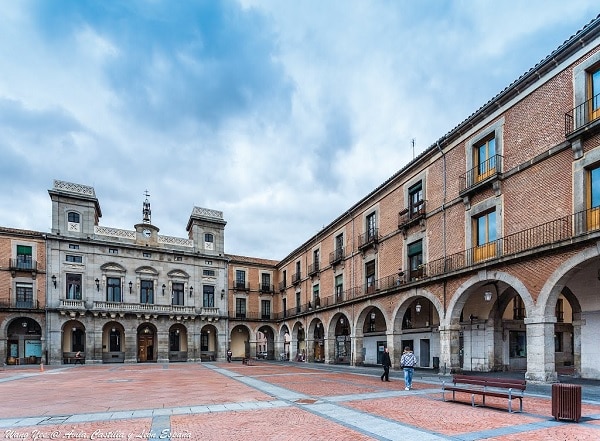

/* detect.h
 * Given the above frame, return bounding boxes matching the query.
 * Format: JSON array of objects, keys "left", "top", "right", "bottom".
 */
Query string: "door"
[
  {"left": 377, "top": 341, "right": 387, "bottom": 365},
  {"left": 420, "top": 339, "right": 430, "bottom": 367},
  {"left": 138, "top": 335, "right": 154, "bottom": 362}
]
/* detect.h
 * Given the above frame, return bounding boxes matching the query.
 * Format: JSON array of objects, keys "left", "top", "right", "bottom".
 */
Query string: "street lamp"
[{"left": 415, "top": 302, "right": 422, "bottom": 314}]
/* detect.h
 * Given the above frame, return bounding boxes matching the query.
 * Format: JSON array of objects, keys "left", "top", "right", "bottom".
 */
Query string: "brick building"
[
  {"left": 244, "top": 14, "right": 600, "bottom": 382},
  {"left": 0, "top": 227, "right": 46, "bottom": 365}
]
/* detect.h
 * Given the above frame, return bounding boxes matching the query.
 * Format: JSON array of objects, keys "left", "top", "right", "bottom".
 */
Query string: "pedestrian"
[
  {"left": 400, "top": 346, "right": 417, "bottom": 390},
  {"left": 380, "top": 347, "right": 391, "bottom": 382},
  {"left": 227, "top": 349, "right": 232, "bottom": 363}
]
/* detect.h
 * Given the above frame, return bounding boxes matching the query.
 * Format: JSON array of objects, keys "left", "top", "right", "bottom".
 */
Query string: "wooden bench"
[
  {"left": 63, "top": 352, "right": 85, "bottom": 365},
  {"left": 442, "top": 374, "right": 526, "bottom": 413}
]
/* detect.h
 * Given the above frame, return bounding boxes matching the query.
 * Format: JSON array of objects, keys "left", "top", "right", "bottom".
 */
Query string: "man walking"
[
  {"left": 400, "top": 346, "right": 417, "bottom": 390},
  {"left": 380, "top": 347, "right": 392, "bottom": 382}
]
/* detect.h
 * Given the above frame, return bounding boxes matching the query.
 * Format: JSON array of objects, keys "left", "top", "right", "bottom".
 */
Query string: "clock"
[{"left": 142, "top": 229, "right": 151, "bottom": 237}]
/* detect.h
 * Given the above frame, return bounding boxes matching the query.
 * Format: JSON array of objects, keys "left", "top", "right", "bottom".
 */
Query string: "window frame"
[
  {"left": 106, "top": 277, "right": 122, "bottom": 302},
  {"left": 66, "top": 273, "right": 82, "bottom": 300},
  {"left": 140, "top": 280, "right": 154, "bottom": 304}
]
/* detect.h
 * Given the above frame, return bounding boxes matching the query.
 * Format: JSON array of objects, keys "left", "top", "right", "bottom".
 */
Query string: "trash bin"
[
  {"left": 552, "top": 383, "right": 581, "bottom": 422},
  {"left": 433, "top": 357, "right": 440, "bottom": 370}
]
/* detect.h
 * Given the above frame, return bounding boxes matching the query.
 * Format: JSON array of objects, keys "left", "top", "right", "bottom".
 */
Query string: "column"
[
  {"left": 439, "top": 324, "right": 461, "bottom": 375},
  {"left": 524, "top": 317, "right": 557, "bottom": 382}
]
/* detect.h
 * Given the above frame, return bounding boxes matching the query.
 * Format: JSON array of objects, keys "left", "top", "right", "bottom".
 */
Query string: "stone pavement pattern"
[{"left": 1, "top": 362, "right": 599, "bottom": 440}]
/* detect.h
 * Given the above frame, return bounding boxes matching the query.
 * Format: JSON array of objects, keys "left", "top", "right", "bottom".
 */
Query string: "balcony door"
[
  {"left": 591, "top": 68, "right": 600, "bottom": 121},
  {"left": 473, "top": 210, "right": 497, "bottom": 262}
]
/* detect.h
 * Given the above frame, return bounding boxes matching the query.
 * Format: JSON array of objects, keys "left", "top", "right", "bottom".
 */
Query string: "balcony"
[
  {"left": 398, "top": 200, "right": 426, "bottom": 235},
  {"left": 259, "top": 283, "right": 274, "bottom": 293},
  {"left": 234, "top": 281, "right": 249, "bottom": 291},
  {"left": 358, "top": 229, "right": 379, "bottom": 251},
  {"left": 329, "top": 247, "right": 344, "bottom": 265},
  {"left": 459, "top": 154, "right": 503, "bottom": 196},
  {"left": 292, "top": 272, "right": 301, "bottom": 285},
  {"left": 565, "top": 93, "right": 600, "bottom": 139},
  {"left": 278, "top": 280, "right": 287, "bottom": 292},
  {"left": 308, "top": 261, "right": 320, "bottom": 277},
  {"left": 0, "top": 299, "right": 40, "bottom": 309},
  {"left": 9, "top": 258, "right": 38, "bottom": 277},
  {"left": 91, "top": 301, "right": 196, "bottom": 316}
]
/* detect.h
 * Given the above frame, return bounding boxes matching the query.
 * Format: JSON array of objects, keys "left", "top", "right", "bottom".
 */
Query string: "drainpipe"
[{"left": 437, "top": 140, "right": 447, "bottom": 314}]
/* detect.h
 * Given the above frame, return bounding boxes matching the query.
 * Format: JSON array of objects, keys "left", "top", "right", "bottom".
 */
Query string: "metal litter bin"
[{"left": 552, "top": 383, "right": 581, "bottom": 422}]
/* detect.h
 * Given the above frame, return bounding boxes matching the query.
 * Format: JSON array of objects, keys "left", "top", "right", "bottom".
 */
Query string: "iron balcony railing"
[
  {"left": 292, "top": 272, "right": 301, "bottom": 285},
  {"left": 0, "top": 299, "right": 39, "bottom": 309},
  {"left": 565, "top": 93, "right": 600, "bottom": 136},
  {"left": 259, "top": 283, "right": 274, "bottom": 293},
  {"left": 398, "top": 200, "right": 426, "bottom": 230},
  {"left": 329, "top": 247, "right": 344, "bottom": 265},
  {"left": 271, "top": 207, "right": 600, "bottom": 321},
  {"left": 230, "top": 311, "right": 272, "bottom": 321},
  {"left": 308, "top": 261, "right": 320, "bottom": 276},
  {"left": 358, "top": 228, "right": 379, "bottom": 250},
  {"left": 459, "top": 154, "right": 503, "bottom": 194},
  {"left": 278, "top": 280, "right": 286, "bottom": 291},
  {"left": 234, "top": 281, "right": 249, "bottom": 291},
  {"left": 9, "top": 258, "right": 38, "bottom": 272}
]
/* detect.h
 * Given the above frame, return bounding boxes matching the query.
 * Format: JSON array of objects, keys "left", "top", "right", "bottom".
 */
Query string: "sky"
[{"left": 1, "top": 1, "right": 598, "bottom": 260}]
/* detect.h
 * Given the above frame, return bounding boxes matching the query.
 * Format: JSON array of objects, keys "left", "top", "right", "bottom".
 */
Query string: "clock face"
[{"left": 142, "top": 229, "right": 151, "bottom": 237}]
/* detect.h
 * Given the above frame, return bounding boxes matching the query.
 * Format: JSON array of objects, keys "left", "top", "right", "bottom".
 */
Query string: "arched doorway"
[
  {"left": 62, "top": 320, "right": 85, "bottom": 364},
  {"left": 103, "top": 322, "right": 125, "bottom": 363},
  {"left": 295, "top": 322, "right": 306, "bottom": 361},
  {"left": 257, "top": 325, "right": 275, "bottom": 360},
  {"left": 333, "top": 315, "right": 351, "bottom": 364},
  {"left": 137, "top": 323, "right": 156, "bottom": 362},
  {"left": 200, "top": 324, "right": 217, "bottom": 361},
  {"left": 312, "top": 320, "right": 324, "bottom": 362},
  {"left": 230, "top": 325, "right": 249, "bottom": 360},
  {"left": 6, "top": 317, "right": 42, "bottom": 365},
  {"left": 169, "top": 324, "right": 188, "bottom": 362}
]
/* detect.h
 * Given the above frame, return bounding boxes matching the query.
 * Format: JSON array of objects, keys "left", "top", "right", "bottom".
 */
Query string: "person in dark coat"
[{"left": 380, "top": 347, "right": 392, "bottom": 382}]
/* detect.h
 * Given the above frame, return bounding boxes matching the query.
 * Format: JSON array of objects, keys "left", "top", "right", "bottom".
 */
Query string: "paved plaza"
[{"left": 1, "top": 362, "right": 599, "bottom": 440}]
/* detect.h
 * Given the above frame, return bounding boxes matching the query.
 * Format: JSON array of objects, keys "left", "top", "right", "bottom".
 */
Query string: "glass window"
[
  {"left": 408, "top": 240, "right": 423, "bottom": 280},
  {"left": 261, "top": 273, "right": 271, "bottom": 292},
  {"left": 66, "top": 274, "right": 82, "bottom": 300},
  {"left": 590, "top": 165, "right": 600, "bottom": 208},
  {"left": 335, "top": 274, "right": 343, "bottom": 300},
  {"left": 235, "top": 270, "right": 246, "bottom": 290},
  {"left": 296, "top": 291, "right": 301, "bottom": 313},
  {"left": 66, "top": 255, "right": 82, "bottom": 263},
  {"left": 261, "top": 300, "right": 271, "bottom": 319},
  {"left": 68, "top": 244, "right": 79, "bottom": 249},
  {"left": 109, "top": 248, "right": 118, "bottom": 254},
  {"left": 16, "top": 283, "right": 33, "bottom": 308},
  {"left": 366, "top": 212, "right": 377, "bottom": 239},
  {"left": 236, "top": 298, "right": 246, "bottom": 318},
  {"left": 140, "top": 280, "right": 154, "bottom": 304},
  {"left": 475, "top": 210, "right": 497, "bottom": 246},
  {"left": 203, "top": 285, "right": 215, "bottom": 307},
  {"left": 203, "top": 269, "right": 216, "bottom": 277},
  {"left": 408, "top": 182, "right": 423, "bottom": 217},
  {"left": 205, "top": 233, "right": 214, "bottom": 243},
  {"left": 592, "top": 68, "right": 600, "bottom": 113},
  {"left": 476, "top": 136, "right": 496, "bottom": 178},
  {"left": 172, "top": 282, "right": 184, "bottom": 306},
  {"left": 513, "top": 296, "right": 526, "bottom": 320},
  {"left": 365, "top": 260, "right": 376, "bottom": 290},
  {"left": 67, "top": 212, "right": 80, "bottom": 223},
  {"left": 107, "top": 277, "right": 121, "bottom": 302},
  {"left": 313, "top": 284, "right": 320, "bottom": 305},
  {"left": 16, "top": 245, "right": 32, "bottom": 269}
]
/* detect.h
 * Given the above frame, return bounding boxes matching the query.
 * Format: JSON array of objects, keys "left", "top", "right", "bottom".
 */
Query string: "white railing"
[
  {"left": 60, "top": 299, "right": 86, "bottom": 309},
  {"left": 94, "top": 226, "right": 136, "bottom": 239},
  {"left": 158, "top": 235, "right": 194, "bottom": 247}
]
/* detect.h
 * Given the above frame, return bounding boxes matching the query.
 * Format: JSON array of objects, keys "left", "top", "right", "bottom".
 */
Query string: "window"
[
  {"left": 365, "top": 260, "right": 376, "bottom": 293},
  {"left": 203, "top": 285, "right": 215, "bottom": 307},
  {"left": 475, "top": 136, "right": 496, "bottom": 181},
  {"left": 282, "top": 298, "right": 287, "bottom": 317},
  {"left": 108, "top": 248, "right": 118, "bottom": 254},
  {"left": 261, "top": 300, "right": 271, "bottom": 319},
  {"left": 107, "top": 277, "right": 122, "bottom": 302},
  {"left": 140, "top": 280, "right": 154, "bottom": 304},
  {"left": 366, "top": 212, "right": 377, "bottom": 240},
  {"left": 66, "top": 255, "right": 82, "bottom": 263},
  {"left": 143, "top": 252, "right": 151, "bottom": 258},
  {"left": 473, "top": 210, "right": 497, "bottom": 261},
  {"left": 235, "top": 270, "right": 246, "bottom": 290},
  {"left": 296, "top": 291, "right": 301, "bottom": 313},
  {"left": 67, "top": 212, "right": 81, "bottom": 232},
  {"left": 513, "top": 296, "right": 525, "bottom": 320},
  {"left": 408, "top": 182, "right": 424, "bottom": 217},
  {"left": 68, "top": 244, "right": 79, "bottom": 250},
  {"left": 205, "top": 260, "right": 213, "bottom": 265},
  {"left": 591, "top": 67, "right": 600, "bottom": 120},
  {"left": 174, "top": 255, "right": 183, "bottom": 261},
  {"left": 313, "top": 284, "right": 320, "bottom": 306},
  {"left": 282, "top": 270, "right": 287, "bottom": 287},
  {"left": 332, "top": 233, "right": 344, "bottom": 262},
  {"left": 201, "top": 332, "right": 209, "bottom": 351},
  {"left": 261, "top": 273, "right": 271, "bottom": 292},
  {"left": 313, "top": 249, "right": 320, "bottom": 269},
  {"left": 16, "top": 245, "right": 33, "bottom": 269},
  {"left": 66, "top": 274, "right": 82, "bottom": 300},
  {"left": 204, "top": 233, "right": 214, "bottom": 250},
  {"left": 236, "top": 298, "right": 246, "bottom": 318},
  {"left": 555, "top": 298, "right": 564, "bottom": 323},
  {"left": 509, "top": 331, "right": 526, "bottom": 358},
  {"left": 555, "top": 331, "right": 564, "bottom": 352},
  {"left": 335, "top": 274, "right": 343, "bottom": 300},
  {"left": 294, "top": 261, "right": 301, "bottom": 282},
  {"left": 15, "top": 283, "right": 33, "bottom": 308},
  {"left": 203, "top": 269, "right": 216, "bottom": 277},
  {"left": 172, "top": 282, "right": 184, "bottom": 306},
  {"left": 587, "top": 165, "right": 600, "bottom": 230},
  {"left": 408, "top": 240, "right": 423, "bottom": 281}
]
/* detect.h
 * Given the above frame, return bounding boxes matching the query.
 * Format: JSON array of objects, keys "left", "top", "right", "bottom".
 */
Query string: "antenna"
[{"left": 412, "top": 138, "right": 416, "bottom": 160}]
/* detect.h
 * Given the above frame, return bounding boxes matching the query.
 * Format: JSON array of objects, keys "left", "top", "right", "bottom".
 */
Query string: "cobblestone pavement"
[{"left": 1, "top": 361, "right": 599, "bottom": 440}]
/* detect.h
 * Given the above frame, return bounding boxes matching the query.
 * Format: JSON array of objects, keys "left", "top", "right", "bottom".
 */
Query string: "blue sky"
[{"left": 0, "top": 1, "right": 598, "bottom": 260}]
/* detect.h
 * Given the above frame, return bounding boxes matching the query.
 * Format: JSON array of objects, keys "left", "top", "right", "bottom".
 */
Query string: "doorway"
[{"left": 138, "top": 330, "right": 155, "bottom": 362}]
